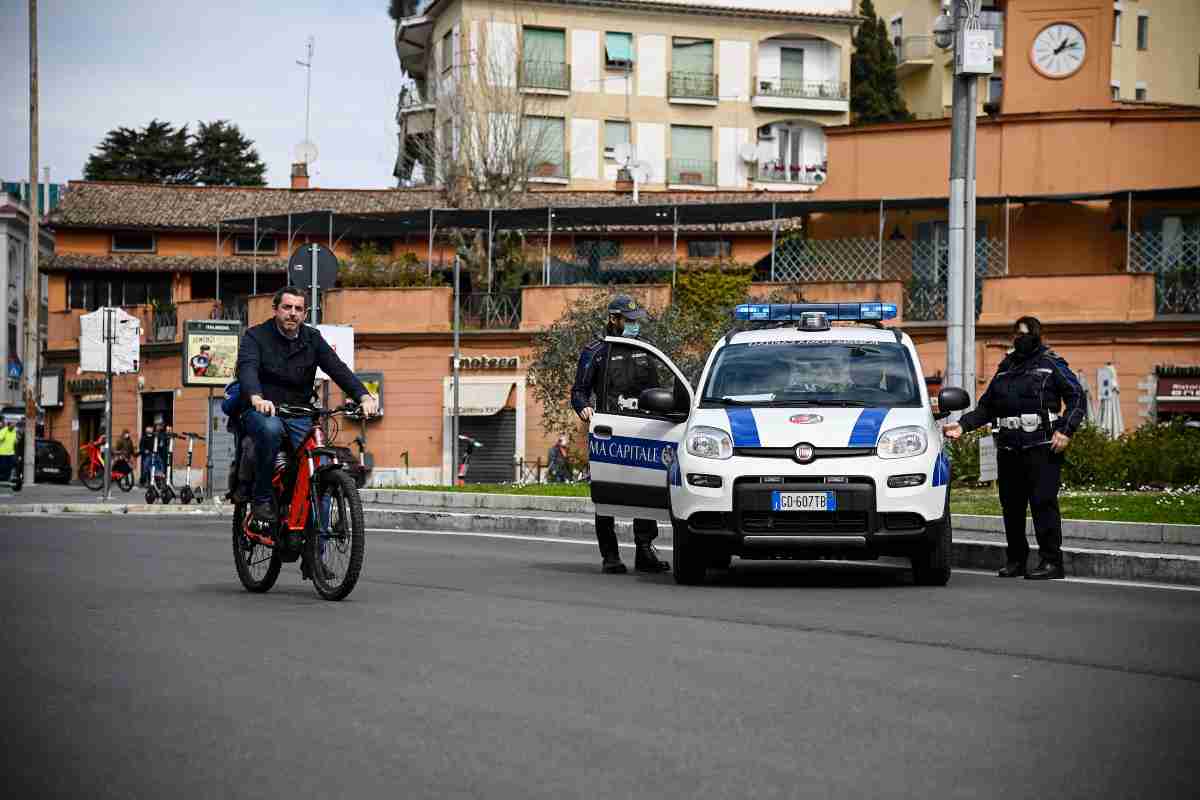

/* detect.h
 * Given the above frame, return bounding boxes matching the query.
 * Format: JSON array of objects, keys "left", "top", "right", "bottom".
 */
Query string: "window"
[
  {"left": 890, "top": 17, "right": 903, "bottom": 51},
  {"left": 687, "top": 240, "right": 731, "bottom": 259},
  {"left": 68, "top": 273, "right": 171, "bottom": 310},
  {"left": 111, "top": 232, "right": 155, "bottom": 253},
  {"left": 988, "top": 77, "right": 1003, "bottom": 103},
  {"left": 1135, "top": 86, "right": 1147, "bottom": 101},
  {"left": 672, "top": 37, "right": 714, "bottom": 74},
  {"left": 1137, "top": 15, "right": 1149, "bottom": 50},
  {"left": 574, "top": 239, "right": 621, "bottom": 261},
  {"left": 523, "top": 116, "right": 566, "bottom": 177},
  {"left": 603, "top": 120, "right": 630, "bottom": 158},
  {"left": 605, "top": 32, "right": 634, "bottom": 70},
  {"left": 1113, "top": 10, "right": 1121, "bottom": 45},
  {"left": 602, "top": 342, "right": 686, "bottom": 417},
  {"left": 233, "top": 234, "right": 277, "bottom": 255},
  {"left": 781, "top": 47, "right": 804, "bottom": 83},
  {"left": 522, "top": 28, "right": 568, "bottom": 90},
  {"left": 669, "top": 125, "right": 714, "bottom": 184},
  {"left": 1111, "top": 83, "right": 1121, "bottom": 100}
]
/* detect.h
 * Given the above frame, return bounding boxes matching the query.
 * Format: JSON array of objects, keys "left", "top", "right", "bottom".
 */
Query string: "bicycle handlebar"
[{"left": 275, "top": 400, "right": 363, "bottom": 420}]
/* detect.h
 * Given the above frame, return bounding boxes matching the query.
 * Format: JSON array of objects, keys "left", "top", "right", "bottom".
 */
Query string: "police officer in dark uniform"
[
  {"left": 944, "top": 316, "right": 1085, "bottom": 580},
  {"left": 571, "top": 295, "right": 671, "bottom": 575}
]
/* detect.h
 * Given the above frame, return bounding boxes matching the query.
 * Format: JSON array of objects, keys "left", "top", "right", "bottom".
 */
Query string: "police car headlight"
[
  {"left": 686, "top": 427, "right": 733, "bottom": 460},
  {"left": 877, "top": 426, "right": 928, "bottom": 459}
]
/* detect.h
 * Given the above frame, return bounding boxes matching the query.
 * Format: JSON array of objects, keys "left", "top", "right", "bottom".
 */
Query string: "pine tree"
[
  {"left": 192, "top": 120, "right": 268, "bottom": 186},
  {"left": 83, "top": 119, "right": 195, "bottom": 183},
  {"left": 851, "top": 0, "right": 913, "bottom": 125}
]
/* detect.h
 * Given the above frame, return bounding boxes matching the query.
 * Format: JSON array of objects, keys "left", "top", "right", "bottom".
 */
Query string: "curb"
[{"left": 0, "top": 502, "right": 230, "bottom": 516}]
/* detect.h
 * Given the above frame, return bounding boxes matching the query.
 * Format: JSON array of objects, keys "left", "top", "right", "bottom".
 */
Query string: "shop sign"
[
  {"left": 67, "top": 378, "right": 106, "bottom": 395},
  {"left": 183, "top": 320, "right": 240, "bottom": 387},
  {"left": 450, "top": 355, "right": 520, "bottom": 371},
  {"left": 1156, "top": 377, "right": 1200, "bottom": 402}
]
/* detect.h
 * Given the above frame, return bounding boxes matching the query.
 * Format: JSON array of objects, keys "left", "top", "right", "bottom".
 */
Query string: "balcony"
[
  {"left": 750, "top": 161, "right": 828, "bottom": 190},
  {"left": 895, "top": 35, "right": 934, "bottom": 78},
  {"left": 668, "top": 71, "right": 719, "bottom": 105},
  {"left": 751, "top": 77, "right": 848, "bottom": 113},
  {"left": 667, "top": 158, "right": 717, "bottom": 188},
  {"left": 519, "top": 60, "right": 570, "bottom": 95},
  {"left": 528, "top": 153, "right": 570, "bottom": 184},
  {"left": 397, "top": 85, "right": 435, "bottom": 116}
]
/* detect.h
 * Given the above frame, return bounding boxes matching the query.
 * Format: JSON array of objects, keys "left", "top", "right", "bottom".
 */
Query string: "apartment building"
[
  {"left": 0, "top": 191, "right": 53, "bottom": 415},
  {"left": 394, "top": 0, "right": 859, "bottom": 192},
  {"left": 875, "top": 0, "right": 1200, "bottom": 119}
]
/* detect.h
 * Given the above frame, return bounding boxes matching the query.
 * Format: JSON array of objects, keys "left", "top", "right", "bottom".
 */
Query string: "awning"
[
  {"left": 605, "top": 32, "right": 633, "bottom": 63},
  {"left": 448, "top": 382, "right": 515, "bottom": 416}
]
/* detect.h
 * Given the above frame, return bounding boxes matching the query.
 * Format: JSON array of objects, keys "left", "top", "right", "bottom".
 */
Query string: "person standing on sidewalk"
[
  {"left": 943, "top": 316, "right": 1085, "bottom": 580},
  {"left": 571, "top": 295, "right": 670, "bottom": 575},
  {"left": 0, "top": 419, "right": 18, "bottom": 483},
  {"left": 138, "top": 426, "right": 155, "bottom": 486}
]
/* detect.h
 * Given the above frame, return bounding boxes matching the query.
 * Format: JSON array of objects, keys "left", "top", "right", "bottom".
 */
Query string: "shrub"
[{"left": 338, "top": 247, "right": 445, "bottom": 288}]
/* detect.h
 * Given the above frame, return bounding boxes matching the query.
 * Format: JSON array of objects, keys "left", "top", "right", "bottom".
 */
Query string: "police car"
[{"left": 586, "top": 302, "right": 970, "bottom": 585}]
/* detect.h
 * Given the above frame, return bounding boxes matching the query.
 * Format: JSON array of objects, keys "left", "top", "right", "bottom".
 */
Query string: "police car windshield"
[{"left": 701, "top": 341, "right": 921, "bottom": 408}]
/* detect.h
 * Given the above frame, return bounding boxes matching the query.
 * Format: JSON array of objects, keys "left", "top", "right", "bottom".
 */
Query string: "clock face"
[{"left": 1031, "top": 23, "right": 1087, "bottom": 78}]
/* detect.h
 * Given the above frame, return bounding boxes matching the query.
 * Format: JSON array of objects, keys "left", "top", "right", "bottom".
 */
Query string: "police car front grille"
[
  {"left": 740, "top": 511, "right": 870, "bottom": 534},
  {"left": 734, "top": 446, "right": 876, "bottom": 460}
]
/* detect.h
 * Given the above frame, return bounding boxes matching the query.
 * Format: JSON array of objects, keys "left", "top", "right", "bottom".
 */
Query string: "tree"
[
  {"left": 850, "top": 0, "right": 912, "bottom": 124},
  {"left": 84, "top": 119, "right": 195, "bottom": 184},
  {"left": 82, "top": 119, "right": 267, "bottom": 186},
  {"left": 192, "top": 120, "right": 267, "bottom": 186}
]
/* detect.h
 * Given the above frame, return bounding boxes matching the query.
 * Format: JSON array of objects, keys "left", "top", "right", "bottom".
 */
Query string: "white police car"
[{"left": 586, "top": 302, "right": 970, "bottom": 585}]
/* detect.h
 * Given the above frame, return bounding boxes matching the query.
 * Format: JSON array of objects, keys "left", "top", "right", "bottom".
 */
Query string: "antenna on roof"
[{"left": 296, "top": 35, "right": 315, "bottom": 155}]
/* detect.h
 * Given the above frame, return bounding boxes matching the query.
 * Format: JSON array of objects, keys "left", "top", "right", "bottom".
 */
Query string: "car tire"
[
  {"left": 708, "top": 551, "right": 733, "bottom": 570},
  {"left": 911, "top": 491, "right": 952, "bottom": 587},
  {"left": 670, "top": 513, "right": 708, "bottom": 585}
]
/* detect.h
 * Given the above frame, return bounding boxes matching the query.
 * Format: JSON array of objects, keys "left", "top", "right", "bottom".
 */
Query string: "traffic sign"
[{"left": 288, "top": 244, "right": 339, "bottom": 291}]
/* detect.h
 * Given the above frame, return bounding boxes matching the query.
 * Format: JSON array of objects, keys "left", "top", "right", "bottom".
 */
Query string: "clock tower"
[{"left": 1002, "top": 0, "right": 1115, "bottom": 114}]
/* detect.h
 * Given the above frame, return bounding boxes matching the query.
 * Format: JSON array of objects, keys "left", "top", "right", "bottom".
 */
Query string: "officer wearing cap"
[
  {"left": 944, "top": 316, "right": 1084, "bottom": 580},
  {"left": 571, "top": 295, "right": 671, "bottom": 574}
]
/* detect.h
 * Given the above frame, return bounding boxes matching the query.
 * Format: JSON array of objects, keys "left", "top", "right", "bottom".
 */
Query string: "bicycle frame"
[{"left": 276, "top": 418, "right": 332, "bottom": 533}]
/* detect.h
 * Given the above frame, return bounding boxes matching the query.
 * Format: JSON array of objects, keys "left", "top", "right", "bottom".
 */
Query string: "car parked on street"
[{"left": 36, "top": 438, "right": 72, "bottom": 484}]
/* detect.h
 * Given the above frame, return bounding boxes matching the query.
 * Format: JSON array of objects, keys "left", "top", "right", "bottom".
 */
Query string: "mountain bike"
[
  {"left": 232, "top": 401, "right": 366, "bottom": 601},
  {"left": 78, "top": 437, "right": 134, "bottom": 492}
]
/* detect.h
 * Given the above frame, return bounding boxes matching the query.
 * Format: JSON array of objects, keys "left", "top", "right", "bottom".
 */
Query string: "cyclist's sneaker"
[
  {"left": 300, "top": 558, "right": 336, "bottom": 582},
  {"left": 245, "top": 502, "right": 276, "bottom": 547}
]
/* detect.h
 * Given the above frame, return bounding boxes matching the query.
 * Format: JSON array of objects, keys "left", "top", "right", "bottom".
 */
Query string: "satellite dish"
[
  {"left": 613, "top": 143, "right": 633, "bottom": 166},
  {"left": 630, "top": 160, "right": 651, "bottom": 184},
  {"left": 294, "top": 140, "right": 319, "bottom": 165},
  {"left": 738, "top": 143, "right": 759, "bottom": 163}
]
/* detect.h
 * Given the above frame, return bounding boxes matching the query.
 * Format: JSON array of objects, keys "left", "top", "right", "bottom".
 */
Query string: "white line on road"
[{"left": 367, "top": 528, "right": 1200, "bottom": 594}]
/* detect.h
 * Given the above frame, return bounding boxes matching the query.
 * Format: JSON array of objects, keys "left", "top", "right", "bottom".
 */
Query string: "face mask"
[
  {"left": 622, "top": 322, "right": 641, "bottom": 338},
  {"left": 1013, "top": 333, "right": 1040, "bottom": 355}
]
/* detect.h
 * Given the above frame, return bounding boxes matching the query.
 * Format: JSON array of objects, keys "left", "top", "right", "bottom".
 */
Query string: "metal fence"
[
  {"left": 668, "top": 71, "right": 718, "bottom": 100},
  {"left": 148, "top": 308, "right": 177, "bottom": 343},
  {"left": 1128, "top": 231, "right": 1200, "bottom": 314},
  {"left": 462, "top": 292, "right": 522, "bottom": 329},
  {"left": 519, "top": 60, "right": 571, "bottom": 92},
  {"left": 753, "top": 77, "right": 848, "bottom": 100},
  {"left": 667, "top": 158, "right": 717, "bottom": 187}
]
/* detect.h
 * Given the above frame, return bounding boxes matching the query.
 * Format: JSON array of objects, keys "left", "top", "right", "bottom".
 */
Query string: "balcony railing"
[
  {"left": 519, "top": 60, "right": 570, "bottom": 92},
  {"left": 148, "top": 307, "right": 177, "bottom": 343},
  {"left": 668, "top": 71, "right": 718, "bottom": 101},
  {"left": 1128, "top": 231, "right": 1200, "bottom": 315},
  {"left": 754, "top": 77, "right": 847, "bottom": 101},
  {"left": 462, "top": 292, "right": 521, "bottom": 329},
  {"left": 895, "top": 35, "right": 933, "bottom": 63},
  {"left": 752, "top": 162, "right": 828, "bottom": 185},
  {"left": 528, "top": 153, "right": 569, "bottom": 181},
  {"left": 667, "top": 158, "right": 717, "bottom": 187}
]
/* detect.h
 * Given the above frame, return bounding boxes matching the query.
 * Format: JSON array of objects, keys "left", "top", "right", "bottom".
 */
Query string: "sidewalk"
[{"left": 4, "top": 485, "right": 1199, "bottom": 585}]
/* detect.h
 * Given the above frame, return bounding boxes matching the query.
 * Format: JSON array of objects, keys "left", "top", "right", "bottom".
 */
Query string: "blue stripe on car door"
[
  {"left": 848, "top": 407, "right": 889, "bottom": 446},
  {"left": 725, "top": 408, "right": 761, "bottom": 447}
]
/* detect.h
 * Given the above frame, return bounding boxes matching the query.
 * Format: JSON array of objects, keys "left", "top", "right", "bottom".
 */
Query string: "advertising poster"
[
  {"left": 183, "top": 320, "right": 241, "bottom": 387},
  {"left": 357, "top": 372, "right": 383, "bottom": 415}
]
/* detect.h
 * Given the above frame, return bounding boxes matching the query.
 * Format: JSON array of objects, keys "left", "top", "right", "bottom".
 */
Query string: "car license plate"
[
  {"left": 771, "top": 491, "right": 836, "bottom": 512},
  {"left": 42, "top": 467, "right": 60, "bottom": 473}
]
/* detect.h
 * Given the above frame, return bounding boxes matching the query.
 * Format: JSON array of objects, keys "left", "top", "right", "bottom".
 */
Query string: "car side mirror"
[
  {"left": 935, "top": 387, "right": 971, "bottom": 419},
  {"left": 639, "top": 388, "right": 676, "bottom": 415}
]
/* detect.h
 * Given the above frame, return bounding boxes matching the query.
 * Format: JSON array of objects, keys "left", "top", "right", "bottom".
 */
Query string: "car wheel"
[
  {"left": 670, "top": 513, "right": 708, "bottom": 585},
  {"left": 912, "top": 492, "right": 951, "bottom": 587}
]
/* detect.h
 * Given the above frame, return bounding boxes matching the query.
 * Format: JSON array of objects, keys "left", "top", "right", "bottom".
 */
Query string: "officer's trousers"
[
  {"left": 996, "top": 444, "right": 1064, "bottom": 565},
  {"left": 594, "top": 515, "right": 657, "bottom": 559}
]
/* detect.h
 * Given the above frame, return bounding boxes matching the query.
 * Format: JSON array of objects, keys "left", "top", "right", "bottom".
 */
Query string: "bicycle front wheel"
[
  {"left": 233, "top": 501, "right": 282, "bottom": 593},
  {"left": 79, "top": 461, "right": 104, "bottom": 490},
  {"left": 307, "top": 469, "right": 365, "bottom": 601}
]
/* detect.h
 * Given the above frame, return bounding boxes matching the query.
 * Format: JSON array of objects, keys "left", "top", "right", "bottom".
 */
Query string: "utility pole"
[{"left": 23, "top": 0, "right": 39, "bottom": 484}]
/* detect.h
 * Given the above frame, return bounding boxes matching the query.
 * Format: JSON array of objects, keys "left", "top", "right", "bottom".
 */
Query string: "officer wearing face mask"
[
  {"left": 944, "top": 316, "right": 1084, "bottom": 580},
  {"left": 571, "top": 295, "right": 670, "bottom": 575}
]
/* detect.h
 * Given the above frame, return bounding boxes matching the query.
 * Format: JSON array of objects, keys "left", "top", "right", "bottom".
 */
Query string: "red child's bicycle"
[
  {"left": 232, "top": 401, "right": 366, "bottom": 601},
  {"left": 78, "top": 436, "right": 134, "bottom": 492}
]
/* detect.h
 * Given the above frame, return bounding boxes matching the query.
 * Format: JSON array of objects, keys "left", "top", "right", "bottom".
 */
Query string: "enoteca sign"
[{"left": 450, "top": 355, "right": 520, "bottom": 371}]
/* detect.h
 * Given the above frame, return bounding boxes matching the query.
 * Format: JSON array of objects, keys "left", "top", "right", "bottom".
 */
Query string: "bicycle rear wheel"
[
  {"left": 117, "top": 471, "right": 134, "bottom": 492},
  {"left": 307, "top": 469, "right": 365, "bottom": 601},
  {"left": 79, "top": 461, "right": 104, "bottom": 490},
  {"left": 232, "top": 501, "right": 282, "bottom": 593}
]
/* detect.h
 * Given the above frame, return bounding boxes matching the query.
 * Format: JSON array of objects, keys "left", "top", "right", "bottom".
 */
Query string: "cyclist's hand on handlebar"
[
  {"left": 251, "top": 395, "right": 276, "bottom": 416},
  {"left": 358, "top": 393, "right": 380, "bottom": 417}
]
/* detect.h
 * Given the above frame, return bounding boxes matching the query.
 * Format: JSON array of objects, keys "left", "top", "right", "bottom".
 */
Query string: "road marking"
[{"left": 366, "top": 528, "right": 1200, "bottom": 593}]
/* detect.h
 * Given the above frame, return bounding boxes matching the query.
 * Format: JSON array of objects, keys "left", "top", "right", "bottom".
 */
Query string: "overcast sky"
[{"left": 0, "top": 0, "right": 403, "bottom": 189}]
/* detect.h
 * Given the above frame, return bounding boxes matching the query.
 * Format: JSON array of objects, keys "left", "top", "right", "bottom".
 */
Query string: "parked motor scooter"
[{"left": 177, "top": 432, "right": 206, "bottom": 504}]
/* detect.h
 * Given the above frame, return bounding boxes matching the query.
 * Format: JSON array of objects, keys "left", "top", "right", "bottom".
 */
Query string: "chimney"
[{"left": 290, "top": 162, "right": 310, "bottom": 190}]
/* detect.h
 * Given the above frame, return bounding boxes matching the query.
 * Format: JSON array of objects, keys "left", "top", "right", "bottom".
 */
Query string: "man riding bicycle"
[{"left": 235, "top": 287, "right": 379, "bottom": 535}]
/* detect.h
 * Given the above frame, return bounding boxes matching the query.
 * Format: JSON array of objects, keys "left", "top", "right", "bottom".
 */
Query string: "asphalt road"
[{"left": 3, "top": 516, "right": 1199, "bottom": 800}]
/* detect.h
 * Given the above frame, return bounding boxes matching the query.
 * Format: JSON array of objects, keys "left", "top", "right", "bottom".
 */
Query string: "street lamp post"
[{"left": 934, "top": 0, "right": 993, "bottom": 405}]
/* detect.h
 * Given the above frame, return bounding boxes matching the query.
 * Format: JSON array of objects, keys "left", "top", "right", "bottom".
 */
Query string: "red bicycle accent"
[{"left": 78, "top": 436, "right": 134, "bottom": 492}]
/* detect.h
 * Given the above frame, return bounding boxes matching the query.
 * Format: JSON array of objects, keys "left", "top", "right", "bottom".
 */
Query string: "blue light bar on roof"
[{"left": 733, "top": 302, "right": 898, "bottom": 323}]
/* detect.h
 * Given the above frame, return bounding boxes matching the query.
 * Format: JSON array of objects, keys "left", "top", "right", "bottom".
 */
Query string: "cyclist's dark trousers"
[
  {"left": 240, "top": 409, "right": 312, "bottom": 505},
  {"left": 0, "top": 454, "right": 13, "bottom": 482},
  {"left": 997, "top": 444, "right": 1064, "bottom": 565},
  {"left": 594, "top": 515, "right": 657, "bottom": 558}
]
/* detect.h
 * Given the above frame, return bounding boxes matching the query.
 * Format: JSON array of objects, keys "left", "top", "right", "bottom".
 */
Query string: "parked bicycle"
[
  {"left": 78, "top": 436, "right": 134, "bottom": 492},
  {"left": 232, "top": 401, "right": 366, "bottom": 601},
  {"left": 175, "top": 432, "right": 206, "bottom": 504}
]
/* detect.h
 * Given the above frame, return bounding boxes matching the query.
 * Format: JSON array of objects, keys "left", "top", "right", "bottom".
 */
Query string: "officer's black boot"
[
  {"left": 1026, "top": 559, "right": 1065, "bottom": 580},
  {"left": 998, "top": 560, "right": 1027, "bottom": 578},
  {"left": 633, "top": 524, "right": 670, "bottom": 573},
  {"left": 595, "top": 521, "right": 627, "bottom": 574}
]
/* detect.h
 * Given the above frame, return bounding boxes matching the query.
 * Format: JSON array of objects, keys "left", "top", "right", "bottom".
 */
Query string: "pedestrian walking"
[
  {"left": 571, "top": 295, "right": 670, "bottom": 574},
  {"left": 944, "top": 316, "right": 1085, "bottom": 580},
  {"left": 0, "top": 419, "right": 18, "bottom": 483},
  {"left": 138, "top": 426, "right": 155, "bottom": 486},
  {"left": 114, "top": 429, "right": 136, "bottom": 474},
  {"left": 547, "top": 435, "right": 570, "bottom": 483}
]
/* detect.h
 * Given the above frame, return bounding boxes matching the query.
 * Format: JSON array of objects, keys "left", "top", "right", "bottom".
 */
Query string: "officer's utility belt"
[{"left": 993, "top": 412, "right": 1058, "bottom": 433}]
